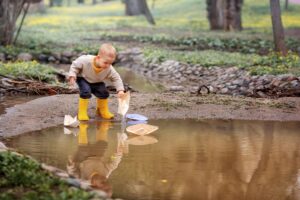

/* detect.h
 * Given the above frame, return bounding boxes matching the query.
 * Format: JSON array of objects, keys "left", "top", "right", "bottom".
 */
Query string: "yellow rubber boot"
[
  {"left": 96, "top": 121, "right": 112, "bottom": 142},
  {"left": 78, "top": 98, "right": 89, "bottom": 121},
  {"left": 96, "top": 99, "right": 114, "bottom": 119},
  {"left": 78, "top": 123, "right": 88, "bottom": 145}
]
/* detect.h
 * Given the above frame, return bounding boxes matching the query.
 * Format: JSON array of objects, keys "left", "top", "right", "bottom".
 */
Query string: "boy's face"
[{"left": 96, "top": 53, "right": 115, "bottom": 69}]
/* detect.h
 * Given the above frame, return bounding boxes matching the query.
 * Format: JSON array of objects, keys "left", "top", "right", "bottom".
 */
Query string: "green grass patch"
[
  {"left": 5, "top": 32, "right": 300, "bottom": 56},
  {"left": 0, "top": 151, "right": 94, "bottom": 200},
  {"left": 0, "top": 61, "right": 59, "bottom": 82},
  {"left": 14, "top": 0, "right": 300, "bottom": 51}
]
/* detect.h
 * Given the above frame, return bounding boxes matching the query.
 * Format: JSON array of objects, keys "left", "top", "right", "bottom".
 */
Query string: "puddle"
[
  {"left": 5, "top": 119, "right": 300, "bottom": 200},
  {"left": 0, "top": 96, "right": 37, "bottom": 115},
  {"left": 116, "top": 68, "right": 164, "bottom": 93}
]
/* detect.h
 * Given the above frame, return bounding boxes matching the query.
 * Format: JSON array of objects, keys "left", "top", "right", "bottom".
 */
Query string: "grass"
[
  {"left": 0, "top": 151, "right": 95, "bottom": 200},
  {"left": 17, "top": 0, "right": 300, "bottom": 46},
  {"left": 1, "top": 0, "right": 297, "bottom": 76},
  {"left": 0, "top": 61, "right": 59, "bottom": 82}
]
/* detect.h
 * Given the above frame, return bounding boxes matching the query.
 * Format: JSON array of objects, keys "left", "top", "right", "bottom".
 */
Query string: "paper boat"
[
  {"left": 127, "top": 136, "right": 158, "bottom": 146},
  {"left": 126, "top": 124, "right": 158, "bottom": 136},
  {"left": 126, "top": 114, "right": 148, "bottom": 121},
  {"left": 118, "top": 91, "right": 130, "bottom": 116},
  {"left": 64, "top": 115, "right": 80, "bottom": 127},
  {"left": 64, "top": 127, "right": 72, "bottom": 135}
]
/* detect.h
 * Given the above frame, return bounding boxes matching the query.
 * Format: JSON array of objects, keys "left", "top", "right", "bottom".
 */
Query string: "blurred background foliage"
[{"left": 0, "top": 0, "right": 300, "bottom": 75}]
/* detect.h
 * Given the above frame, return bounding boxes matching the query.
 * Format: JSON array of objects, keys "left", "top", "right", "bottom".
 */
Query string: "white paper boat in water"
[
  {"left": 126, "top": 124, "right": 158, "bottom": 136},
  {"left": 64, "top": 115, "right": 79, "bottom": 127},
  {"left": 64, "top": 127, "right": 72, "bottom": 135},
  {"left": 118, "top": 91, "right": 130, "bottom": 116},
  {"left": 127, "top": 136, "right": 158, "bottom": 146}
]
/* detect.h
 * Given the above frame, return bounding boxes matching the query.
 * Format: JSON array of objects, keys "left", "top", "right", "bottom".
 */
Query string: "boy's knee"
[
  {"left": 101, "top": 91, "right": 109, "bottom": 98},
  {"left": 95, "top": 90, "right": 109, "bottom": 99},
  {"left": 80, "top": 91, "right": 92, "bottom": 99}
]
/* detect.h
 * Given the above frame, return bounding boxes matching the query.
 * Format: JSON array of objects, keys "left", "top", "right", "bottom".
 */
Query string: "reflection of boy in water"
[{"left": 67, "top": 121, "right": 125, "bottom": 197}]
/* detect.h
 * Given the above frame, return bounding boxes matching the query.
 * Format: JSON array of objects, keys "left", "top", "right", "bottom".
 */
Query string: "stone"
[
  {"left": 17, "top": 53, "right": 33, "bottom": 61},
  {"left": 220, "top": 88, "right": 229, "bottom": 94},
  {"left": 61, "top": 57, "right": 70, "bottom": 64},
  {"left": 0, "top": 53, "right": 5, "bottom": 61},
  {"left": 291, "top": 80, "right": 300, "bottom": 88},
  {"left": 279, "top": 82, "right": 289, "bottom": 88},
  {"left": 48, "top": 56, "right": 56, "bottom": 63},
  {"left": 278, "top": 74, "right": 291, "bottom": 81},
  {"left": 52, "top": 52, "right": 61, "bottom": 60},
  {"left": 6, "top": 54, "right": 13, "bottom": 60},
  {"left": 131, "top": 47, "right": 142, "bottom": 55},
  {"left": 38, "top": 54, "right": 48, "bottom": 62},
  {"left": 271, "top": 79, "right": 281, "bottom": 87},
  {"left": 0, "top": 142, "right": 7, "bottom": 150},
  {"left": 169, "top": 86, "right": 184, "bottom": 91},
  {"left": 228, "top": 85, "right": 237, "bottom": 90},
  {"left": 62, "top": 51, "right": 73, "bottom": 58},
  {"left": 208, "top": 86, "right": 214, "bottom": 93},
  {"left": 257, "top": 91, "right": 267, "bottom": 98},
  {"left": 232, "top": 79, "right": 244, "bottom": 85},
  {"left": 286, "top": 76, "right": 298, "bottom": 82}
]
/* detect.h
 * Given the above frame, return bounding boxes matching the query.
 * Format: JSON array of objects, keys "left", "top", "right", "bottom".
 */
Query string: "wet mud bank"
[{"left": 0, "top": 93, "right": 300, "bottom": 138}]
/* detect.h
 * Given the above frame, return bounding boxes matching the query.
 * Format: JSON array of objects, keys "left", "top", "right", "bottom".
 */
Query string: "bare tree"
[
  {"left": 0, "top": 0, "right": 41, "bottom": 45},
  {"left": 285, "top": 0, "right": 289, "bottom": 10},
  {"left": 270, "top": 0, "right": 287, "bottom": 55},
  {"left": 0, "top": 0, "right": 27, "bottom": 45},
  {"left": 49, "top": 0, "right": 54, "bottom": 7},
  {"left": 49, "top": 0, "right": 63, "bottom": 7},
  {"left": 124, "top": 0, "right": 155, "bottom": 25},
  {"left": 207, "top": 0, "right": 243, "bottom": 31}
]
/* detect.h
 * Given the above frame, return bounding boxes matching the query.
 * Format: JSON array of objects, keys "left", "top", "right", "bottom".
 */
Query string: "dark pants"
[{"left": 76, "top": 77, "right": 109, "bottom": 99}]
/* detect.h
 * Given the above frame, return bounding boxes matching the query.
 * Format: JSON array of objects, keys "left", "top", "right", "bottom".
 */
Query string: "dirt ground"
[{"left": 0, "top": 92, "right": 300, "bottom": 138}]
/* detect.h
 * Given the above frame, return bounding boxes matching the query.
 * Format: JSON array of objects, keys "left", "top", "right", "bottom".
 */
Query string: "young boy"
[{"left": 68, "top": 43, "right": 125, "bottom": 120}]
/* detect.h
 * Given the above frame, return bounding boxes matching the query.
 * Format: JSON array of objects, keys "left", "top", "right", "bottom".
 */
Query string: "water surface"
[{"left": 6, "top": 119, "right": 300, "bottom": 200}]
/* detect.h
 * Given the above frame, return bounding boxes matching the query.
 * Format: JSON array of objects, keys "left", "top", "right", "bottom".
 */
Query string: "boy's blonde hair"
[{"left": 98, "top": 43, "right": 116, "bottom": 59}]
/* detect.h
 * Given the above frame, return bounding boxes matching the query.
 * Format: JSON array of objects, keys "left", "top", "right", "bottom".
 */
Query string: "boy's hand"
[
  {"left": 117, "top": 90, "right": 125, "bottom": 99},
  {"left": 68, "top": 76, "right": 76, "bottom": 86}
]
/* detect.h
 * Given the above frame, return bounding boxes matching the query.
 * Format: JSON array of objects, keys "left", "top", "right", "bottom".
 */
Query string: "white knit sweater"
[{"left": 68, "top": 55, "right": 124, "bottom": 91}]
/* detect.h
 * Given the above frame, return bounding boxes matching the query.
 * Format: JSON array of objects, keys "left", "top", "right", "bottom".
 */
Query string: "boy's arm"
[
  {"left": 107, "top": 66, "right": 125, "bottom": 93},
  {"left": 68, "top": 57, "right": 84, "bottom": 85}
]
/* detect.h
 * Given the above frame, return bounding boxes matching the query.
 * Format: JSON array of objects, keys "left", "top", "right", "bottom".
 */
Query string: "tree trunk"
[
  {"left": 0, "top": 0, "right": 26, "bottom": 45},
  {"left": 78, "top": 0, "right": 84, "bottom": 4},
  {"left": 124, "top": 0, "right": 155, "bottom": 25},
  {"left": 0, "top": 0, "right": 41, "bottom": 45},
  {"left": 92, "top": 0, "right": 97, "bottom": 4},
  {"left": 285, "top": 0, "right": 288, "bottom": 10},
  {"left": 270, "top": 0, "right": 287, "bottom": 55},
  {"left": 206, "top": 0, "right": 224, "bottom": 30},
  {"left": 151, "top": 0, "right": 155, "bottom": 9},
  {"left": 207, "top": 0, "right": 242, "bottom": 31},
  {"left": 49, "top": 0, "right": 54, "bottom": 7}
]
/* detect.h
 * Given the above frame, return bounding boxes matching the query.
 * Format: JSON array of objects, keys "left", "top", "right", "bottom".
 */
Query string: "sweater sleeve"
[
  {"left": 68, "top": 56, "right": 84, "bottom": 78},
  {"left": 106, "top": 66, "right": 125, "bottom": 91}
]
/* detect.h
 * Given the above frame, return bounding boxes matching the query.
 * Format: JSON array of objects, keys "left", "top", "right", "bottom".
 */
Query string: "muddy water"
[
  {"left": 5, "top": 119, "right": 300, "bottom": 200},
  {"left": 116, "top": 68, "right": 164, "bottom": 93},
  {"left": 0, "top": 96, "right": 36, "bottom": 115}
]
